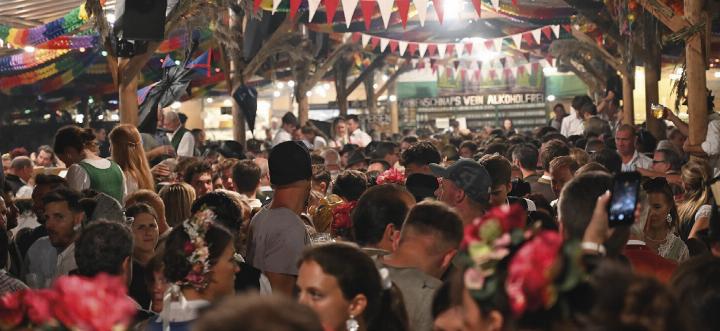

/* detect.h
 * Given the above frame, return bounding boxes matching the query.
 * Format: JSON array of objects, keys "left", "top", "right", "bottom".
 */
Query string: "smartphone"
[{"left": 608, "top": 172, "right": 641, "bottom": 227}]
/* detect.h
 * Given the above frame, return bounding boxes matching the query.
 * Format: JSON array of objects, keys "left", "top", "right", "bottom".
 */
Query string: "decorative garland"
[
  {"left": 0, "top": 50, "right": 96, "bottom": 90},
  {"left": 2, "top": 51, "right": 99, "bottom": 95},
  {"left": 38, "top": 35, "right": 99, "bottom": 50},
  {"left": 0, "top": 4, "right": 91, "bottom": 47},
  {"left": 0, "top": 49, "right": 70, "bottom": 73}
]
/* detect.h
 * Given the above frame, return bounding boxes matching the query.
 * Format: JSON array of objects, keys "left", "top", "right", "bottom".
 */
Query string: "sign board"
[{"left": 401, "top": 93, "right": 545, "bottom": 108}]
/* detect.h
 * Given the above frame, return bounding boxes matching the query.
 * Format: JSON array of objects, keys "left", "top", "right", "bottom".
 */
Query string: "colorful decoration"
[
  {"left": 0, "top": 49, "right": 71, "bottom": 73},
  {"left": 376, "top": 168, "right": 406, "bottom": 185},
  {"left": 331, "top": 200, "right": 357, "bottom": 238},
  {"left": 0, "top": 274, "right": 136, "bottom": 331},
  {"left": 1, "top": 51, "right": 99, "bottom": 95},
  {"left": 0, "top": 50, "right": 97, "bottom": 90},
  {"left": 0, "top": 4, "right": 95, "bottom": 48}
]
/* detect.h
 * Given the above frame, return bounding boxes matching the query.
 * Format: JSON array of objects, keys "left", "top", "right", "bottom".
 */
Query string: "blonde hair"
[
  {"left": 109, "top": 125, "right": 154, "bottom": 191},
  {"left": 159, "top": 182, "right": 196, "bottom": 227},
  {"left": 677, "top": 159, "right": 712, "bottom": 226}
]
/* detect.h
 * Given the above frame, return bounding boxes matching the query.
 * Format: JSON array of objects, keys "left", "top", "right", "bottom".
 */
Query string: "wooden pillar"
[
  {"left": 644, "top": 13, "right": 664, "bottom": 140},
  {"left": 228, "top": 6, "right": 245, "bottom": 144},
  {"left": 389, "top": 81, "right": 399, "bottom": 134},
  {"left": 685, "top": 0, "right": 708, "bottom": 146},
  {"left": 118, "top": 70, "right": 139, "bottom": 125},
  {"left": 334, "top": 58, "right": 350, "bottom": 116},
  {"left": 364, "top": 74, "right": 376, "bottom": 114},
  {"left": 297, "top": 93, "right": 309, "bottom": 124},
  {"left": 622, "top": 71, "right": 635, "bottom": 125}
]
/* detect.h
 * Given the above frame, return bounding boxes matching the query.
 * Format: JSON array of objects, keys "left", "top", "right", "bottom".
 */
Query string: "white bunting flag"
[
  {"left": 469, "top": 60, "right": 479, "bottom": 70},
  {"left": 414, "top": 0, "right": 429, "bottom": 26},
  {"left": 531, "top": 28, "right": 542, "bottom": 44},
  {"left": 455, "top": 43, "right": 464, "bottom": 56},
  {"left": 454, "top": 67, "right": 462, "bottom": 80},
  {"left": 399, "top": 40, "right": 409, "bottom": 56},
  {"left": 377, "top": 0, "right": 394, "bottom": 28},
  {"left": 362, "top": 34, "right": 371, "bottom": 47},
  {"left": 552, "top": 24, "right": 561, "bottom": 38},
  {"left": 411, "top": 58, "right": 419, "bottom": 68},
  {"left": 510, "top": 66, "right": 518, "bottom": 78},
  {"left": 272, "top": 0, "right": 282, "bottom": 14},
  {"left": 512, "top": 34, "right": 522, "bottom": 49},
  {"left": 418, "top": 43, "right": 428, "bottom": 57},
  {"left": 438, "top": 43, "right": 447, "bottom": 58},
  {"left": 472, "top": 41, "right": 482, "bottom": 56},
  {"left": 380, "top": 38, "right": 390, "bottom": 52},
  {"left": 342, "top": 0, "right": 360, "bottom": 28},
  {"left": 493, "top": 38, "right": 503, "bottom": 51},
  {"left": 308, "top": 0, "right": 322, "bottom": 22},
  {"left": 523, "top": 63, "right": 533, "bottom": 75},
  {"left": 491, "top": 0, "right": 500, "bottom": 10}
]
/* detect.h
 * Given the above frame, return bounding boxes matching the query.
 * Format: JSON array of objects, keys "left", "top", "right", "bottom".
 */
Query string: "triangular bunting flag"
[
  {"left": 418, "top": 43, "right": 428, "bottom": 57},
  {"left": 399, "top": 41, "right": 409, "bottom": 55},
  {"left": 474, "top": 69, "right": 481, "bottom": 81},
  {"left": 466, "top": 42, "right": 475, "bottom": 55},
  {"left": 493, "top": 38, "right": 503, "bottom": 51},
  {"left": 437, "top": 44, "right": 447, "bottom": 58},
  {"left": 342, "top": 0, "right": 360, "bottom": 28},
  {"left": 484, "top": 40, "right": 494, "bottom": 51},
  {"left": 542, "top": 26, "right": 553, "bottom": 40},
  {"left": 471, "top": 0, "right": 482, "bottom": 17},
  {"left": 453, "top": 60, "right": 460, "bottom": 70},
  {"left": 523, "top": 63, "right": 532, "bottom": 75},
  {"left": 563, "top": 24, "right": 572, "bottom": 32},
  {"left": 454, "top": 67, "right": 461, "bottom": 80},
  {"left": 446, "top": 44, "right": 455, "bottom": 57},
  {"left": 510, "top": 66, "right": 518, "bottom": 79},
  {"left": 377, "top": 0, "right": 394, "bottom": 28},
  {"left": 308, "top": 0, "right": 322, "bottom": 22},
  {"left": 389, "top": 40, "right": 398, "bottom": 53},
  {"left": 491, "top": 0, "right": 500, "bottom": 10},
  {"left": 360, "top": 0, "right": 376, "bottom": 31},
  {"left": 455, "top": 43, "right": 464, "bottom": 56},
  {"left": 531, "top": 28, "right": 542, "bottom": 44},
  {"left": 370, "top": 37, "right": 380, "bottom": 49},
  {"left": 552, "top": 25, "right": 561, "bottom": 38},
  {"left": 396, "top": 0, "right": 411, "bottom": 29},
  {"left": 414, "top": 0, "right": 429, "bottom": 26},
  {"left": 523, "top": 52, "right": 531, "bottom": 63},
  {"left": 325, "top": 0, "right": 339, "bottom": 24},
  {"left": 362, "top": 34, "right": 371, "bottom": 47},
  {"left": 512, "top": 34, "right": 522, "bottom": 49},
  {"left": 411, "top": 58, "right": 419, "bottom": 68},
  {"left": 499, "top": 58, "right": 506, "bottom": 67},
  {"left": 427, "top": 44, "right": 438, "bottom": 56},
  {"left": 351, "top": 32, "right": 361, "bottom": 43},
  {"left": 272, "top": 0, "right": 282, "bottom": 14},
  {"left": 289, "top": 0, "right": 302, "bottom": 19},
  {"left": 408, "top": 43, "right": 418, "bottom": 55},
  {"left": 380, "top": 38, "right": 390, "bottom": 52},
  {"left": 432, "top": 0, "right": 444, "bottom": 24}
]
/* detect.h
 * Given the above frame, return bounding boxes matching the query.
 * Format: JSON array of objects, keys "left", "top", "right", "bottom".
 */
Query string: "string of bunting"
[
  {"left": 3, "top": 51, "right": 99, "bottom": 95},
  {"left": 0, "top": 3, "right": 95, "bottom": 48},
  {"left": 260, "top": 0, "right": 566, "bottom": 29},
  {"left": 0, "top": 49, "right": 71, "bottom": 73},
  {"left": 410, "top": 56, "right": 553, "bottom": 82},
  {"left": 352, "top": 23, "right": 569, "bottom": 58},
  {"left": 0, "top": 50, "right": 96, "bottom": 90}
]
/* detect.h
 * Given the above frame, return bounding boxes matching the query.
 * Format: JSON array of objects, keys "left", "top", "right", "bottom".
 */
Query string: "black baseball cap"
[
  {"left": 269, "top": 141, "right": 312, "bottom": 186},
  {"left": 429, "top": 159, "right": 492, "bottom": 203}
]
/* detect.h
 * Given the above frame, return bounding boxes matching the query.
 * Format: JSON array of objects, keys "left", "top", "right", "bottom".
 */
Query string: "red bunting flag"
[
  {"left": 432, "top": 0, "right": 444, "bottom": 24},
  {"left": 407, "top": 43, "right": 418, "bottom": 56},
  {"left": 396, "top": 0, "right": 411, "bottom": 28},
  {"left": 446, "top": 44, "right": 455, "bottom": 57},
  {"left": 465, "top": 42, "right": 473, "bottom": 55},
  {"left": 351, "top": 32, "right": 361, "bottom": 43},
  {"left": 453, "top": 60, "right": 460, "bottom": 70},
  {"left": 427, "top": 44, "right": 438, "bottom": 56},
  {"left": 542, "top": 26, "right": 553, "bottom": 40},
  {"left": 471, "top": 0, "right": 482, "bottom": 17},
  {"left": 290, "top": 0, "right": 302, "bottom": 19},
  {"left": 360, "top": 0, "right": 376, "bottom": 31},
  {"left": 474, "top": 69, "right": 481, "bottom": 81},
  {"left": 370, "top": 37, "right": 380, "bottom": 49},
  {"left": 389, "top": 40, "right": 399, "bottom": 53},
  {"left": 563, "top": 24, "right": 572, "bottom": 32},
  {"left": 325, "top": 0, "right": 340, "bottom": 25}
]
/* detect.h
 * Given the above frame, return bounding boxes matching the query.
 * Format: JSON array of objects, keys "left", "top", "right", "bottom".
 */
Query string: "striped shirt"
[{"left": 0, "top": 270, "right": 28, "bottom": 296}]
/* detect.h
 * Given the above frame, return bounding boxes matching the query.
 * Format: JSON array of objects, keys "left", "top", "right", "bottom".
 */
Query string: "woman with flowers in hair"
[
  {"left": 146, "top": 210, "right": 240, "bottom": 331},
  {"left": 297, "top": 243, "right": 409, "bottom": 331}
]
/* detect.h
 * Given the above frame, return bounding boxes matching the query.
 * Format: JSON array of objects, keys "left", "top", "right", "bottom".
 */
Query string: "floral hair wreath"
[
  {"left": 376, "top": 168, "right": 406, "bottom": 185},
  {"left": 459, "top": 204, "right": 585, "bottom": 318},
  {"left": 179, "top": 208, "right": 216, "bottom": 290}
]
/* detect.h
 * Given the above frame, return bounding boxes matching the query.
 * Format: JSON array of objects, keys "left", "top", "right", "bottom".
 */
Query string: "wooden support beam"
[
  {"left": 684, "top": 0, "right": 708, "bottom": 147},
  {"left": 242, "top": 16, "right": 300, "bottom": 80},
  {"left": 346, "top": 53, "right": 388, "bottom": 95},
  {"left": 299, "top": 43, "right": 358, "bottom": 94},
  {"left": 622, "top": 71, "right": 635, "bottom": 125},
  {"left": 571, "top": 27, "right": 625, "bottom": 75},
  {"left": 636, "top": 0, "right": 690, "bottom": 32}
]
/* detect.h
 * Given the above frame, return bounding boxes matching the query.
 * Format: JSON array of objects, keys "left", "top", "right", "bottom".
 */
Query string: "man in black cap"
[
  {"left": 345, "top": 150, "right": 369, "bottom": 171},
  {"left": 246, "top": 141, "right": 312, "bottom": 296},
  {"left": 431, "top": 159, "right": 492, "bottom": 226}
]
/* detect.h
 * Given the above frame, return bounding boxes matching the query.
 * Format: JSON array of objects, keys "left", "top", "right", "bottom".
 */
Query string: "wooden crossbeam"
[
  {"left": 346, "top": 53, "right": 388, "bottom": 95},
  {"left": 636, "top": 0, "right": 690, "bottom": 32}
]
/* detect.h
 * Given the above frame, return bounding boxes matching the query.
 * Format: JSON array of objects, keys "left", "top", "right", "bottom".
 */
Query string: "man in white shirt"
[
  {"left": 561, "top": 96, "right": 591, "bottom": 137},
  {"left": 163, "top": 108, "right": 195, "bottom": 157},
  {"left": 272, "top": 112, "right": 297, "bottom": 147},
  {"left": 232, "top": 160, "right": 263, "bottom": 209},
  {"left": 346, "top": 115, "right": 372, "bottom": 147},
  {"left": 24, "top": 188, "right": 83, "bottom": 288},
  {"left": 615, "top": 124, "right": 653, "bottom": 172}
]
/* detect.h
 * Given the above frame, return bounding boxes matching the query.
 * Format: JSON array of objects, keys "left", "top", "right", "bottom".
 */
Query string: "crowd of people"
[{"left": 1, "top": 91, "right": 720, "bottom": 331}]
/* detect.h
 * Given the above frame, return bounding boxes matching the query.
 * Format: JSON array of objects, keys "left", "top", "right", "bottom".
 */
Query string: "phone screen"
[{"left": 608, "top": 172, "right": 641, "bottom": 227}]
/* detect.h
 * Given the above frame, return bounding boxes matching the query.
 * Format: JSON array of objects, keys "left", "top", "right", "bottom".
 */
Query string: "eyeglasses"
[{"left": 652, "top": 160, "right": 667, "bottom": 164}]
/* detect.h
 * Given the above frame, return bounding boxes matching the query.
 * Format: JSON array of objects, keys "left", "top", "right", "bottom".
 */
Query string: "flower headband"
[
  {"left": 376, "top": 168, "right": 406, "bottom": 185},
  {"left": 179, "top": 209, "right": 216, "bottom": 290},
  {"left": 459, "top": 205, "right": 585, "bottom": 318}
]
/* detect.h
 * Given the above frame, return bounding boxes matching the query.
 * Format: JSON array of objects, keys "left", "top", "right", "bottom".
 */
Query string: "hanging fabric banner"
[
  {"left": 325, "top": 0, "right": 340, "bottom": 24},
  {"left": 551, "top": 24, "right": 561, "bottom": 38},
  {"left": 432, "top": 0, "right": 444, "bottom": 24},
  {"left": 272, "top": 0, "right": 282, "bottom": 14},
  {"left": 512, "top": 34, "right": 522, "bottom": 49},
  {"left": 377, "top": 0, "right": 394, "bottom": 28},
  {"left": 531, "top": 28, "right": 542, "bottom": 44},
  {"left": 396, "top": 0, "right": 411, "bottom": 28},
  {"left": 471, "top": 0, "right": 482, "bottom": 16},
  {"left": 413, "top": 0, "right": 429, "bottom": 26},
  {"left": 399, "top": 40, "right": 408, "bottom": 55},
  {"left": 380, "top": 38, "right": 389, "bottom": 52},
  {"left": 289, "top": 0, "right": 302, "bottom": 19},
  {"left": 342, "top": 0, "right": 360, "bottom": 28},
  {"left": 362, "top": 34, "right": 371, "bottom": 47},
  {"left": 360, "top": 0, "right": 376, "bottom": 31},
  {"left": 308, "top": 0, "right": 322, "bottom": 22},
  {"left": 418, "top": 42, "right": 428, "bottom": 57},
  {"left": 437, "top": 43, "right": 447, "bottom": 58}
]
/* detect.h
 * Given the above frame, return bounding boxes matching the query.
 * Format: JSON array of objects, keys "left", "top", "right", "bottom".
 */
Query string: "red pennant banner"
[
  {"left": 351, "top": 32, "right": 362, "bottom": 43},
  {"left": 563, "top": 24, "right": 572, "bottom": 32},
  {"left": 446, "top": 44, "right": 455, "bottom": 56},
  {"left": 389, "top": 40, "right": 398, "bottom": 53},
  {"left": 465, "top": 42, "right": 474, "bottom": 55},
  {"left": 432, "top": 0, "right": 444, "bottom": 24},
  {"left": 407, "top": 43, "right": 418, "bottom": 56},
  {"left": 370, "top": 37, "right": 380, "bottom": 49},
  {"left": 427, "top": 44, "right": 438, "bottom": 56},
  {"left": 360, "top": 0, "right": 376, "bottom": 31},
  {"left": 445, "top": 67, "right": 453, "bottom": 78},
  {"left": 396, "top": 0, "right": 411, "bottom": 29},
  {"left": 290, "top": 0, "right": 302, "bottom": 19},
  {"left": 542, "top": 26, "right": 553, "bottom": 40},
  {"left": 522, "top": 33, "right": 535, "bottom": 45},
  {"left": 325, "top": 0, "right": 339, "bottom": 25},
  {"left": 474, "top": 69, "right": 481, "bottom": 81},
  {"left": 453, "top": 60, "right": 460, "bottom": 70},
  {"left": 471, "top": 0, "right": 482, "bottom": 16},
  {"left": 484, "top": 40, "right": 494, "bottom": 51}
]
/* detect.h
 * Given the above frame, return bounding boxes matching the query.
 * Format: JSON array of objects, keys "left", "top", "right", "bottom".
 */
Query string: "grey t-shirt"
[
  {"left": 246, "top": 207, "right": 310, "bottom": 276},
  {"left": 376, "top": 261, "right": 442, "bottom": 331}
]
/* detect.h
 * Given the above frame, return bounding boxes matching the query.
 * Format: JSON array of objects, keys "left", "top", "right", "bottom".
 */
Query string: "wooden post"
[
  {"left": 334, "top": 56, "right": 351, "bottom": 116},
  {"left": 622, "top": 71, "right": 635, "bottom": 125},
  {"left": 228, "top": 6, "right": 245, "bottom": 144},
  {"left": 643, "top": 13, "right": 664, "bottom": 139},
  {"left": 684, "top": 0, "right": 708, "bottom": 146},
  {"left": 364, "top": 74, "right": 376, "bottom": 114},
  {"left": 297, "top": 93, "right": 309, "bottom": 124},
  {"left": 118, "top": 61, "right": 139, "bottom": 125},
  {"left": 389, "top": 81, "right": 399, "bottom": 134}
]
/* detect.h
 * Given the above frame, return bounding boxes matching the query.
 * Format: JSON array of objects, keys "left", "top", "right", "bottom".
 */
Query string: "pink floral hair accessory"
[
  {"left": 179, "top": 208, "right": 216, "bottom": 290},
  {"left": 376, "top": 168, "right": 406, "bottom": 185}
]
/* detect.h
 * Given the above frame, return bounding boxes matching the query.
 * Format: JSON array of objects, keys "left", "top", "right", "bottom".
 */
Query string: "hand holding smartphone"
[{"left": 608, "top": 172, "right": 641, "bottom": 227}]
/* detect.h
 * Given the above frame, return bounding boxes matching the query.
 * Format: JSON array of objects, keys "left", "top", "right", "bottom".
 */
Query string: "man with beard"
[
  {"left": 246, "top": 141, "right": 312, "bottom": 296},
  {"left": 23, "top": 188, "right": 84, "bottom": 288},
  {"left": 14, "top": 175, "right": 67, "bottom": 259}
]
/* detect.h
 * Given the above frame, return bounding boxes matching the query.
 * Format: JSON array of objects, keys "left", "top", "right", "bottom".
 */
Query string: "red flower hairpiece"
[
  {"left": 376, "top": 168, "right": 406, "bottom": 185},
  {"left": 331, "top": 200, "right": 357, "bottom": 237}
]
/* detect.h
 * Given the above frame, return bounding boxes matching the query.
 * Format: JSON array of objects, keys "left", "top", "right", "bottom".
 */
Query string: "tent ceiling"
[{"left": 0, "top": 0, "right": 115, "bottom": 25}]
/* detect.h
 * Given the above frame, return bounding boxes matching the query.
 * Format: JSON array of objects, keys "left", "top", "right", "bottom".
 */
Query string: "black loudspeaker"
[{"left": 113, "top": 0, "right": 168, "bottom": 41}]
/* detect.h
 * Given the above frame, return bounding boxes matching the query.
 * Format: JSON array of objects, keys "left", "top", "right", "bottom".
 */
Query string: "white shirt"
[
  {"left": 621, "top": 151, "right": 653, "bottom": 172},
  {"left": 560, "top": 109, "right": 584, "bottom": 137},
  {"left": 313, "top": 136, "right": 327, "bottom": 149},
  {"left": 167, "top": 128, "right": 195, "bottom": 157},
  {"left": 349, "top": 128, "right": 372, "bottom": 147},
  {"left": 24, "top": 237, "right": 76, "bottom": 288},
  {"left": 701, "top": 113, "right": 720, "bottom": 173},
  {"left": 65, "top": 158, "right": 127, "bottom": 200},
  {"left": 272, "top": 129, "right": 292, "bottom": 147}
]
